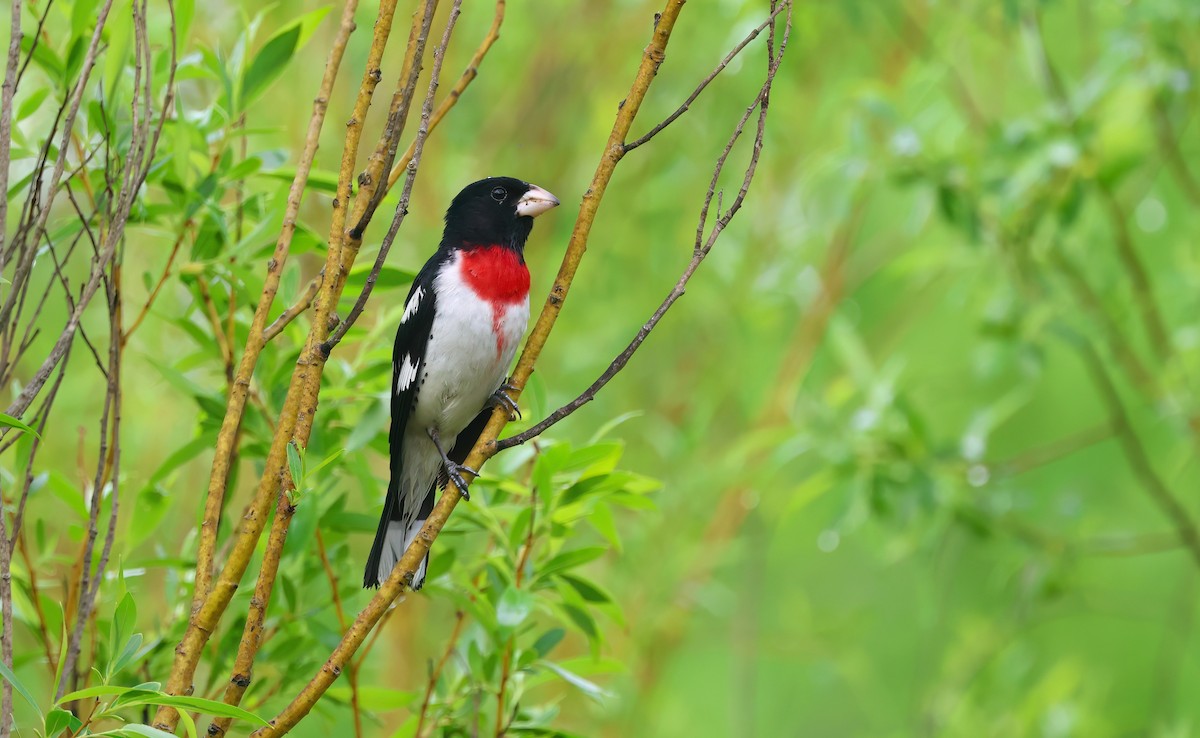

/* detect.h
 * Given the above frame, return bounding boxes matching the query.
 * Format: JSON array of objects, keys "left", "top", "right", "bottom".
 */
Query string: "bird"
[{"left": 364, "top": 176, "right": 560, "bottom": 590}]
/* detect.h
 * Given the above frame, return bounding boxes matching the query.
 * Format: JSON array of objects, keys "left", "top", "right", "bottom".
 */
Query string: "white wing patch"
[
  {"left": 395, "top": 354, "right": 420, "bottom": 394},
  {"left": 401, "top": 286, "right": 424, "bottom": 324}
]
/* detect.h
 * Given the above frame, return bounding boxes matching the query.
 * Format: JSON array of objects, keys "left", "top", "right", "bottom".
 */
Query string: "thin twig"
[
  {"left": 494, "top": 487, "right": 538, "bottom": 737},
  {"left": 1059, "top": 327, "right": 1200, "bottom": 569},
  {"left": 206, "top": 497, "right": 295, "bottom": 737},
  {"left": 196, "top": 276, "right": 235, "bottom": 383},
  {"left": 0, "top": 477, "right": 13, "bottom": 738},
  {"left": 123, "top": 223, "right": 189, "bottom": 344},
  {"left": 263, "top": 272, "right": 323, "bottom": 341},
  {"left": 0, "top": 0, "right": 23, "bottom": 268},
  {"left": 0, "top": 0, "right": 116, "bottom": 332},
  {"left": 498, "top": 6, "right": 791, "bottom": 450},
  {"left": 414, "top": 612, "right": 468, "bottom": 738},
  {"left": 623, "top": 1, "right": 788, "bottom": 152},
  {"left": 385, "top": 0, "right": 506, "bottom": 192},
  {"left": 3, "top": 0, "right": 175, "bottom": 424}
]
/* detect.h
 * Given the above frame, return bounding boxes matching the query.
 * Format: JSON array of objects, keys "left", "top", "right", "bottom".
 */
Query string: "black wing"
[{"left": 363, "top": 258, "right": 440, "bottom": 587}]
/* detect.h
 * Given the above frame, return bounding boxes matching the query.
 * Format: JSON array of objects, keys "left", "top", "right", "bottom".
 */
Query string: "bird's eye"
[{"left": 490, "top": 186, "right": 507, "bottom": 202}]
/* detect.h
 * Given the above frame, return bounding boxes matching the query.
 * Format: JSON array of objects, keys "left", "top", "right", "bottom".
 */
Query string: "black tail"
[{"left": 363, "top": 407, "right": 493, "bottom": 589}]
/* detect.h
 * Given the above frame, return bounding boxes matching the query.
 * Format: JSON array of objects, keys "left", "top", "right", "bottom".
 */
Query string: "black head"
[{"left": 441, "top": 176, "right": 559, "bottom": 252}]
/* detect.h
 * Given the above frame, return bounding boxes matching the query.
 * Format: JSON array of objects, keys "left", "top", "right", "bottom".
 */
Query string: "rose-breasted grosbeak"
[{"left": 364, "top": 177, "right": 560, "bottom": 589}]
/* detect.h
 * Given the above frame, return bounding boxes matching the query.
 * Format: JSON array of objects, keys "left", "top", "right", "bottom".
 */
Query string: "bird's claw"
[
  {"left": 491, "top": 382, "right": 521, "bottom": 421},
  {"left": 446, "top": 464, "right": 476, "bottom": 502}
]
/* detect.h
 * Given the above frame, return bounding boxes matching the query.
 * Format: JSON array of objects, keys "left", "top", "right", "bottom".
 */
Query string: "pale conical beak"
[{"left": 515, "top": 185, "right": 560, "bottom": 218}]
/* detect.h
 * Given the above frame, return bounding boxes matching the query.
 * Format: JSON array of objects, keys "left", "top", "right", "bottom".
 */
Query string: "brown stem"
[
  {"left": 270, "top": 0, "right": 510, "bottom": 340},
  {"left": 206, "top": 496, "right": 296, "bottom": 737},
  {"left": 123, "top": 223, "right": 189, "bottom": 344},
  {"left": 1062, "top": 328, "right": 1200, "bottom": 568},
  {"left": 3, "top": 0, "right": 175, "bottom": 424},
  {"left": 413, "top": 612, "right": 467, "bottom": 738},
  {"left": 0, "top": 0, "right": 22, "bottom": 270},
  {"left": 494, "top": 487, "right": 538, "bottom": 737},
  {"left": 385, "top": 0, "right": 506, "bottom": 193},
  {"left": 196, "top": 276, "right": 235, "bottom": 383},
  {"left": 263, "top": 273, "right": 323, "bottom": 341}
]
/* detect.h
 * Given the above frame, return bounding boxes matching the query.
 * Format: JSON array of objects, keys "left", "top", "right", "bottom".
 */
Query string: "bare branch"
[
  {"left": 498, "top": 3, "right": 792, "bottom": 450},
  {"left": 0, "top": 0, "right": 22, "bottom": 265},
  {"left": 1059, "top": 326, "right": 1200, "bottom": 568},
  {"left": 263, "top": 271, "right": 323, "bottom": 341},
  {"left": 623, "top": 1, "right": 788, "bottom": 152},
  {"left": 188, "top": 0, "right": 361, "bottom": 614}
]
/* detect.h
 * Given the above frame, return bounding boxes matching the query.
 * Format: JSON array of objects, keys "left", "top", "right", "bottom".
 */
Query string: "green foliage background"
[{"left": 5, "top": 0, "right": 1200, "bottom": 736}]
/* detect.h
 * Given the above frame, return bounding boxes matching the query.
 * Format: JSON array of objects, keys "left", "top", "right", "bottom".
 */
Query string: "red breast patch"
[{"left": 459, "top": 246, "right": 530, "bottom": 356}]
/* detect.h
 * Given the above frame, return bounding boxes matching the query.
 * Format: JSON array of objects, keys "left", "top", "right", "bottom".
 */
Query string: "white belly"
[{"left": 410, "top": 251, "right": 529, "bottom": 438}]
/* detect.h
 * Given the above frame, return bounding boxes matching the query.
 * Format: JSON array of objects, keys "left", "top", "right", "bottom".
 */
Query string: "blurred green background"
[{"left": 7, "top": 0, "right": 1200, "bottom": 735}]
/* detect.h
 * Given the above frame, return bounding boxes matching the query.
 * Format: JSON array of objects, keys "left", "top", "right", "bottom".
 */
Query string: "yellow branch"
[
  {"left": 249, "top": 2, "right": 688, "bottom": 734},
  {"left": 189, "top": 0, "right": 360, "bottom": 612},
  {"left": 154, "top": 0, "right": 406, "bottom": 728}
]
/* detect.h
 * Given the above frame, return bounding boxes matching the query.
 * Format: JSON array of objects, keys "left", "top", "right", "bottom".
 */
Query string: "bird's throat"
[
  {"left": 458, "top": 245, "right": 530, "bottom": 357},
  {"left": 459, "top": 245, "right": 530, "bottom": 306}
]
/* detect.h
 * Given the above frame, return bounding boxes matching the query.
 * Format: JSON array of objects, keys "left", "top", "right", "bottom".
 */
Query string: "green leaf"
[
  {"left": 496, "top": 587, "right": 535, "bottom": 629},
  {"left": 287, "top": 440, "right": 305, "bottom": 497},
  {"left": 241, "top": 25, "right": 300, "bottom": 107},
  {"left": 113, "top": 693, "right": 269, "bottom": 725},
  {"left": 111, "top": 592, "right": 137, "bottom": 655},
  {"left": 531, "top": 628, "right": 565, "bottom": 658},
  {"left": 0, "top": 655, "right": 43, "bottom": 719},
  {"left": 51, "top": 607, "right": 70, "bottom": 703},
  {"left": 44, "top": 705, "right": 77, "bottom": 734},
  {"left": 58, "top": 682, "right": 158, "bottom": 703},
  {"left": 345, "top": 264, "right": 418, "bottom": 291},
  {"left": 46, "top": 708, "right": 82, "bottom": 735},
  {"left": 537, "top": 660, "right": 611, "bottom": 702},
  {"left": 16, "top": 88, "right": 50, "bottom": 122},
  {"left": 559, "top": 573, "right": 613, "bottom": 604},
  {"left": 95, "top": 726, "right": 180, "bottom": 738},
  {"left": 109, "top": 633, "right": 144, "bottom": 678},
  {"left": 72, "top": 0, "right": 101, "bottom": 36},
  {"left": 536, "top": 547, "right": 607, "bottom": 581},
  {"left": 588, "top": 502, "right": 621, "bottom": 552},
  {"left": 561, "top": 603, "right": 600, "bottom": 646},
  {"left": 0, "top": 412, "right": 40, "bottom": 438}
]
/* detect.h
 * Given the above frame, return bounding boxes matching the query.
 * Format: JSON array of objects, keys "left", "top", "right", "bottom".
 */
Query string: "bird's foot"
[
  {"left": 444, "top": 462, "right": 478, "bottom": 502},
  {"left": 428, "top": 426, "right": 476, "bottom": 502},
  {"left": 490, "top": 381, "right": 522, "bottom": 421}
]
